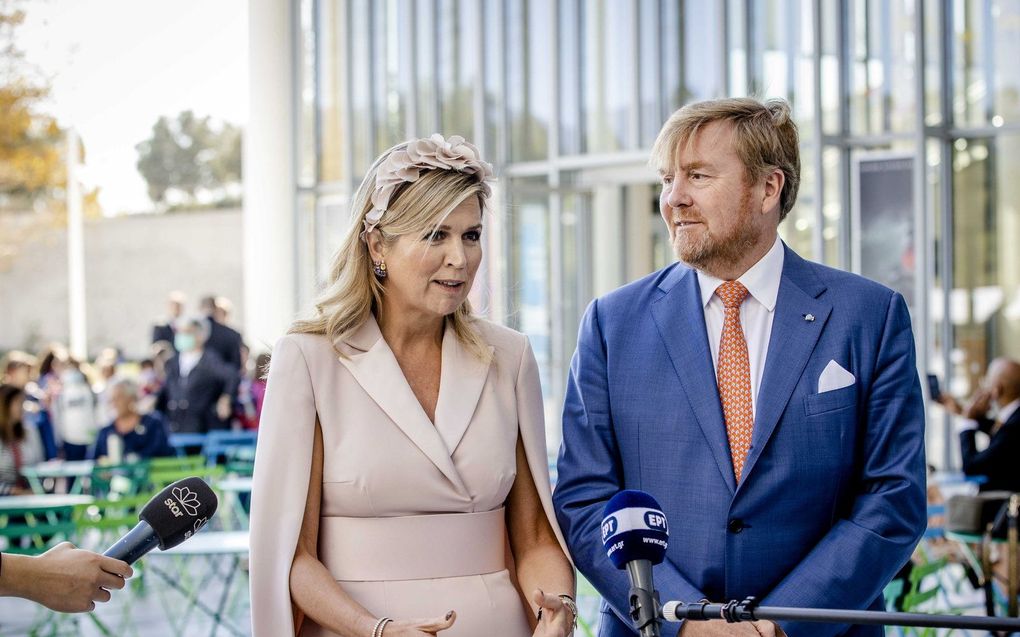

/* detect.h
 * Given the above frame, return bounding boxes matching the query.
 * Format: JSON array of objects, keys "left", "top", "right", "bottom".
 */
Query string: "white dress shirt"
[
  {"left": 697, "top": 236, "right": 784, "bottom": 420},
  {"left": 179, "top": 350, "right": 201, "bottom": 378}
]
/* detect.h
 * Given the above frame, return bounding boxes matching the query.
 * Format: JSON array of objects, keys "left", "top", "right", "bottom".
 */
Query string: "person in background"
[
  {"left": 0, "top": 384, "right": 44, "bottom": 495},
  {"left": 157, "top": 316, "right": 237, "bottom": 434},
  {"left": 51, "top": 363, "right": 98, "bottom": 462},
  {"left": 34, "top": 346, "right": 68, "bottom": 460},
  {"left": 92, "top": 378, "right": 173, "bottom": 464},
  {"left": 0, "top": 544, "right": 132, "bottom": 613},
  {"left": 939, "top": 357, "right": 1020, "bottom": 493},
  {"left": 152, "top": 291, "right": 186, "bottom": 352},
  {"left": 200, "top": 295, "right": 243, "bottom": 372},
  {"left": 2, "top": 353, "right": 58, "bottom": 462},
  {"left": 92, "top": 349, "right": 119, "bottom": 426}
]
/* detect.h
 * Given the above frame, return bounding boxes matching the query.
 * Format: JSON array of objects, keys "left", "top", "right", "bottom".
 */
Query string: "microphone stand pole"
[
  {"left": 627, "top": 560, "right": 662, "bottom": 637},
  {"left": 665, "top": 597, "right": 1020, "bottom": 632}
]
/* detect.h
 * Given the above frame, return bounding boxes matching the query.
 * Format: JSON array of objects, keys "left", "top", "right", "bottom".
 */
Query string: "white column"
[
  {"left": 244, "top": 0, "right": 298, "bottom": 351},
  {"left": 66, "top": 127, "right": 87, "bottom": 360}
]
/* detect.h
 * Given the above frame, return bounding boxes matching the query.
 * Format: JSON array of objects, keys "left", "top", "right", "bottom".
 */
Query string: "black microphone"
[
  {"left": 103, "top": 477, "right": 218, "bottom": 564},
  {"left": 602, "top": 490, "right": 669, "bottom": 637}
]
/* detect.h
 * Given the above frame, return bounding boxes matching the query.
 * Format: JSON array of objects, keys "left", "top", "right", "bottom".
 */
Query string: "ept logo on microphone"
[{"left": 601, "top": 490, "right": 670, "bottom": 569}]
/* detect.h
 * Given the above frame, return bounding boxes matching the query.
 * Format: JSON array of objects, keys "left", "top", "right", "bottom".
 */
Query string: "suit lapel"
[
  {"left": 434, "top": 323, "right": 493, "bottom": 455},
  {"left": 741, "top": 246, "right": 831, "bottom": 484},
  {"left": 651, "top": 265, "right": 736, "bottom": 494},
  {"left": 336, "top": 317, "right": 470, "bottom": 496}
]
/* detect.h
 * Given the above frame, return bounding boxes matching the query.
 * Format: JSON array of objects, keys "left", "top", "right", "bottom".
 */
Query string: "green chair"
[{"left": 90, "top": 461, "right": 151, "bottom": 499}]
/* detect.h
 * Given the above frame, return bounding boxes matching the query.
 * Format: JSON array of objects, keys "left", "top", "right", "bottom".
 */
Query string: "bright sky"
[{"left": 16, "top": 0, "right": 248, "bottom": 215}]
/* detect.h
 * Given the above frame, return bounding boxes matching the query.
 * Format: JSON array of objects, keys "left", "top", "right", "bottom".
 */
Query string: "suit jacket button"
[{"left": 728, "top": 519, "right": 745, "bottom": 533}]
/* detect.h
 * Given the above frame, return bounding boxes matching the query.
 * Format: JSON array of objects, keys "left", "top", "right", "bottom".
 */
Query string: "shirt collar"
[
  {"left": 697, "top": 235, "right": 784, "bottom": 311},
  {"left": 1000, "top": 398, "right": 1020, "bottom": 424}
]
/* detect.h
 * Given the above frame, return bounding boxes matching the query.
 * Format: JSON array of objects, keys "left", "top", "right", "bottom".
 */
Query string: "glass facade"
[{"left": 296, "top": 0, "right": 1020, "bottom": 467}]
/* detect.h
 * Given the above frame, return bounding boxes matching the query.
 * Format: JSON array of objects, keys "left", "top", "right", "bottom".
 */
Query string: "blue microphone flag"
[{"left": 601, "top": 490, "right": 669, "bottom": 569}]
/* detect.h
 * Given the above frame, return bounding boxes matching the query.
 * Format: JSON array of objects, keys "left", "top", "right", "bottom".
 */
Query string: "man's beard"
[{"left": 672, "top": 190, "right": 760, "bottom": 274}]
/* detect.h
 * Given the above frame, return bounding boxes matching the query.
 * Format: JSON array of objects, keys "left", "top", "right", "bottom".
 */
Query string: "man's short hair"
[{"left": 650, "top": 97, "right": 801, "bottom": 221}]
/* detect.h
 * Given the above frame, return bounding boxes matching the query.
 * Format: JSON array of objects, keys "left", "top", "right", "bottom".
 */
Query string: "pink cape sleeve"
[{"left": 249, "top": 335, "right": 318, "bottom": 637}]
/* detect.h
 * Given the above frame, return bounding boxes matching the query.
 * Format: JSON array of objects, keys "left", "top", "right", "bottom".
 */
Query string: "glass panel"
[
  {"left": 822, "top": 147, "right": 843, "bottom": 266},
  {"left": 781, "top": 141, "right": 816, "bottom": 260},
  {"left": 582, "top": 0, "right": 635, "bottom": 152},
  {"left": 820, "top": 0, "right": 841, "bottom": 136},
  {"left": 638, "top": 1, "right": 661, "bottom": 148},
  {"left": 415, "top": 0, "right": 438, "bottom": 135},
  {"left": 992, "top": 1, "right": 1020, "bottom": 126},
  {"left": 438, "top": 0, "right": 477, "bottom": 139},
  {"left": 923, "top": 0, "right": 943, "bottom": 126},
  {"left": 683, "top": 0, "right": 723, "bottom": 103},
  {"left": 298, "top": 0, "right": 317, "bottom": 186},
  {"left": 319, "top": 1, "right": 344, "bottom": 183},
  {"left": 662, "top": 0, "right": 682, "bottom": 111},
  {"left": 508, "top": 0, "right": 551, "bottom": 161},
  {"left": 727, "top": 0, "right": 748, "bottom": 94},
  {"left": 509, "top": 178, "right": 552, "bottom": 399},
  {"left": 350, "top": 0, "right": 372, "bottom": 177},
  {"left": 483, "top": 0, "right": 501, "bottom": 158},
  {"left": 374, "top": 0, "right": 405, "bottom": 152},
  {"left": 297, "top": 192, "right": 318, "bottom": 306},
  {"left": 950, "top": 135, "right": 1020, "bottom": 400},
  {"left": 315, "top": 194, "right": 351, "bottom": 280},
  {"left": 559, "top": 0, "right": 582, "bottom": 155},
  {"left": 847, "top": 0, "right": 918, "bottom": 135}
]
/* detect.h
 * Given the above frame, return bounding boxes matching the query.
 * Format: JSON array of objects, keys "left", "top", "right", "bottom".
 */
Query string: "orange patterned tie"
[{"left": 716, "top": 280, "right": 753, "bottom": 482}]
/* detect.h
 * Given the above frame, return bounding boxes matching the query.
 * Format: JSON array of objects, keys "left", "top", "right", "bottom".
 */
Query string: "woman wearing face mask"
[
  {"left": 249, "top": 135, "right": 576, "bottom": 637},
  {"left": 155, "top": 317, "right": 238, "bottom": 435},
  {"left": 0, "top": 384, "right": 44, "bottom": 495}
]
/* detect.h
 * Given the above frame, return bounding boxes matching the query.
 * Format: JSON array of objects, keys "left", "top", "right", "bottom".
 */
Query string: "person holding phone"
[{"left": 938, "top": 358, "right": 1020, "bottom": 492}]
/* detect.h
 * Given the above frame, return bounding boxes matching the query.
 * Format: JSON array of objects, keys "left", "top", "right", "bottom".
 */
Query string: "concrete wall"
[{"left": 0, "top": 209, "right": 244, "bottom": 359}]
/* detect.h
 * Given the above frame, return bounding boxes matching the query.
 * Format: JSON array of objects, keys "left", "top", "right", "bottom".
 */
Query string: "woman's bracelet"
[
  {"left": 558, "top": 594, "right": 578, "bottom": 628},
  {"left": 536, "top": 594, "right": 578, "bottom": 629},
  {"left": 371, "top": 616, "right": 392, "bottom": 637}
]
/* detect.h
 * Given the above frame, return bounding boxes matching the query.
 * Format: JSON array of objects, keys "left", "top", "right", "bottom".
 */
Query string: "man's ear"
[{"left": 761, "top": 168, "right": 785, "bottom": 216}]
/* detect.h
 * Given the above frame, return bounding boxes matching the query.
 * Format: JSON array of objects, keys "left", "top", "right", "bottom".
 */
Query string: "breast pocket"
[{"left": 803, "top": 383, "right": 858, "bottom": 417}]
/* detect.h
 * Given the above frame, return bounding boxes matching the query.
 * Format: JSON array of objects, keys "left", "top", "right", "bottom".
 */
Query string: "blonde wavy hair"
[{"left": 289, "top": 142, "right": 492, "bottom": 361}]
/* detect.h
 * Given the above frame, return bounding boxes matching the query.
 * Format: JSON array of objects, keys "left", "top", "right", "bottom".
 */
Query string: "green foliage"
[{"left": 135, "top": 110, "right": 242, "bottom": 208}]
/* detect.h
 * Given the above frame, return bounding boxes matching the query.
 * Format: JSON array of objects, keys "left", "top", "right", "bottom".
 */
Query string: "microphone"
[
  {"left": 602, "top": 490, "right": 668, "bottom": 637},
  {"left": 103, "top": 477, "right": 218, "bottom": 564}
]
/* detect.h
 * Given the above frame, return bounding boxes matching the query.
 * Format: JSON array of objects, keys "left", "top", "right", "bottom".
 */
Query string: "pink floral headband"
[{"left": 361, "top": 134, "right": 494, "bottom": 238}]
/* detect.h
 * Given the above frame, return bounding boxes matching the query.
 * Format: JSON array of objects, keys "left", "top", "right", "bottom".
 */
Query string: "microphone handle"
[
  {"left": 103, "top": 520, "right": 160, "bottom": 565},
  {"left": 664, "top": 599, "right": 1020, "bottom": 632},
  {"left": 626, "top": 559, "right": 662, "bottom": 637}
]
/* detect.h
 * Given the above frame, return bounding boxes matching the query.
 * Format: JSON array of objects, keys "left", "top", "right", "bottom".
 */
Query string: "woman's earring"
[{"left": 373, "top": 260, "right": 388, "bottom": 279}]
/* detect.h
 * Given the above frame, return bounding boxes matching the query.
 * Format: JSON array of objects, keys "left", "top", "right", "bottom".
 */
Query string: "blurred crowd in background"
[{"left": 0, "top": 292, "right": 269, "bottom": 495}]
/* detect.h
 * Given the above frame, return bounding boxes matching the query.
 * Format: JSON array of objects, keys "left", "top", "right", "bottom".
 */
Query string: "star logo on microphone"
[{"left": 171, "top": 485, "right": 201, "bottom": 517}]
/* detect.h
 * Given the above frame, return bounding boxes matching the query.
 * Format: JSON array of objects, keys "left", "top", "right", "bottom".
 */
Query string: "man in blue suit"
[{"left": 553, "top": 97, "right": 926, "bottom": 636}]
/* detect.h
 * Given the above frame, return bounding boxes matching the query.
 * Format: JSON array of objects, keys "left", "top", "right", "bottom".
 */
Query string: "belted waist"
[{"left": 318, "top": 507, "right": 507, "bottom": 581}]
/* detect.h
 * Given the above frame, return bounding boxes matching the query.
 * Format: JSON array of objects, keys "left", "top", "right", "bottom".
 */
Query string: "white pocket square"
[{"left": 818, "top": 360, "right": 855, "bottom": 393}]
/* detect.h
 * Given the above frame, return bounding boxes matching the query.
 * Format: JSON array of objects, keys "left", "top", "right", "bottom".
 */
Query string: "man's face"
[{"left": 658, "top": 120, "right": 774, "bottom": 277}]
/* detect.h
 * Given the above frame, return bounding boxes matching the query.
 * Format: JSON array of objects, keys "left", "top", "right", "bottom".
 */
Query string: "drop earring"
[{"left": 373, "top": 260, "right": 388, "bottom": 279}]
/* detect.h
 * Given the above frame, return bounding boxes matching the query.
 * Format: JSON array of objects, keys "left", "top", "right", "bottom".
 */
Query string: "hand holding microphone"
[
  {"left": 0, "top": 477, "right": 215, "bottom": 614},
  {"left": 103, "top": 476, "right": 219, "bottom": 564}
]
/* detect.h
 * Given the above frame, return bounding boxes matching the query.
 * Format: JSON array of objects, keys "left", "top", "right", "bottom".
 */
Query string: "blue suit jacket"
[{"left": 553, "top": 245, "right": 927, "bottom": 637}]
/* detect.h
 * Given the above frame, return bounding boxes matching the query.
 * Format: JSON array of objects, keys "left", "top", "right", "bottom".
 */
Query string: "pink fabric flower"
[{"left": 362, "top": 134, "right": 493, "bottom": 237}]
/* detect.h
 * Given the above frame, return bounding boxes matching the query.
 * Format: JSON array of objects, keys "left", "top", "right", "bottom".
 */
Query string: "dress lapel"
[
  {"left": 740, "top": 246, "right": 831, "bottom": 485},
  {"left": 434, "top": 322, "right": 493, "bottom": 455},
  {"left": 336, "top": 317, "right": 469, "bottom": 496},
  {"left": 651, "top": 265, "right": 736, "bottom": 494}
]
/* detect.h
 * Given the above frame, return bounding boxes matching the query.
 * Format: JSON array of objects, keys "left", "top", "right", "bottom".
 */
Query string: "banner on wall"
[{"left": 852, "top": 153, "right": 916, "bottom": 308}]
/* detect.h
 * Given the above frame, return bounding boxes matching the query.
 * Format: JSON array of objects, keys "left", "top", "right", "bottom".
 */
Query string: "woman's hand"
[
  {"left": 384, "top": 610, "right": 456, "bottom": 636},
  {"left": 531, "top": 590, "right": 574, "bottom": 637}
]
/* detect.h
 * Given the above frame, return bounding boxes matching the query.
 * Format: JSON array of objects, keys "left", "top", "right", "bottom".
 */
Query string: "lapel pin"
[{"left": 803, "top": 313, "right": 815, "bottom": 322}]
